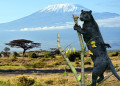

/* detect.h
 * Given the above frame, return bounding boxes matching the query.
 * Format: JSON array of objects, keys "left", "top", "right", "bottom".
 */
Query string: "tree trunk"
[{"left": 23, "top": 49, "right": 26, "bottom": 56}]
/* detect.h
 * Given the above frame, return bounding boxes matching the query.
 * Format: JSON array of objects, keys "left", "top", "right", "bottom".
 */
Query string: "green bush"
[
  {"left": 12, "top": 52, "right": 19, "bottom": 58},
  {"left": 17, "top": 75, "right": 35, "bottom": 86},
  {"left": 54, "top": 49, "right": 60, "bottom": 54},
  {"left": 67, "top": 52, "right": 80, "bottom": 62},
  {"left": 28, "top": 52, "right": 38, "bottom": 58},
  {"left": 24, "top": 62, "right": 46, "bottom": 68},
  {"left": 44, "top": 52, "right": 55, "bottom": 58}
]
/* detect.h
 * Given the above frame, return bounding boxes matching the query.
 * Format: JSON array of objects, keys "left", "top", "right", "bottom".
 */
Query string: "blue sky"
[{"left": 0, "top": 0, "right": 120, "bottom": 23}]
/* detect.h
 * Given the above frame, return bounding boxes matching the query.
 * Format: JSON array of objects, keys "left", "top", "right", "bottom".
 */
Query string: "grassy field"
[{"left": 0, "top": 51, "right": 120, "bottom": 86}]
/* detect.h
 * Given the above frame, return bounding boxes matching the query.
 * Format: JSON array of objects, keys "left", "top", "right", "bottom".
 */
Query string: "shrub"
[
  {"left": 44, "top": 52, "right": 55, "bottom": 58},
  {"left": 1, "top": 51, "right": 10, "bottom": 57},
  {"left": 111, "top": 51, "right": 119, "bottom": 57},
  {"left": 12, "top": 52, "right": 19, "bottom": 58},
  {"left": 28, "top": 52, "right": 38, "bottom": 58},
  {"left": 32, "top": 62, "right": 46, "bottom": 68},
  {"left": 67, "top": 52, "right": 80, "bottom": 62},
  {"left": 17, "top": 75, "right": 35, "bottom": 86},
  {"left": 24, "top": 62, "right": 46, "bottom": 68},
  {"left": 54, "top": 49, "right": 60, "bottom": 54}
]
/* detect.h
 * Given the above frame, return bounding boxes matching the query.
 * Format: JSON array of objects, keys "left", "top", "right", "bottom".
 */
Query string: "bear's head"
[{"left": 80, "top": 10, "right": 93, "bottom": 21}]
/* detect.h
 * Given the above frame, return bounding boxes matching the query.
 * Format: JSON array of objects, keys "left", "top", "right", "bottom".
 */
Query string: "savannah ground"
[{"left": 0, "top": 51, "right": 120, "bottom": 86}]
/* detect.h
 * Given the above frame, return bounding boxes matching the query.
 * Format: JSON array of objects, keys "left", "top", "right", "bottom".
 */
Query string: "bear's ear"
[
  {"left": 89, "top": 10, "right": 92, "bottom": 13},
  {"left": 81, "top": 9, "right": 83, "bottom": 13}
]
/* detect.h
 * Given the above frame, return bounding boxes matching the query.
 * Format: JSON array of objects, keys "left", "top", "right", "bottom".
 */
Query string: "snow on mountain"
[{"left": 40, "top": 4, "right": 88, "bottom": 13}]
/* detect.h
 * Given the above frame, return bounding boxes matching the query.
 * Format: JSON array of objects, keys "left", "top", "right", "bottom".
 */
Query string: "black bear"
[{"left": 74, "top": 10, "right": 120, "bottom": 86}]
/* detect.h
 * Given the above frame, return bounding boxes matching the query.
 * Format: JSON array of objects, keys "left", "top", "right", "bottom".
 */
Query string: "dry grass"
[
  {"left": 0, "top": 71, "right": 120, "bottom": 86},
  {"left": 0, "top": 51, "right": 120, "bottom": 86}
]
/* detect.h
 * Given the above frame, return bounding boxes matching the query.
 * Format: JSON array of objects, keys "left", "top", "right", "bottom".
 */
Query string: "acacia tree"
[{"left": 6, "top": 39, "right": 41, "bottom": 56}]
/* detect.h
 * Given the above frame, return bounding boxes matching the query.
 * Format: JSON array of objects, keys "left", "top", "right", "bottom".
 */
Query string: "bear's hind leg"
[
  {"left": 97, "top": 73, "right": 104, "bottom": 83},
  {"left": 89, "top": 68, "right": 98, "bottom": 86},
  {"left": 89, "top": 59, "right": 108, "bottom": 86}
]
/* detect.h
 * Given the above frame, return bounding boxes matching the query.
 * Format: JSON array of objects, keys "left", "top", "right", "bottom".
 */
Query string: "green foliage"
[
  {"left": 17, "top": 75, "right": 35, "bottom": 86},
  {"left": 63, "top": 70, "right": 67, "bottom": 76},
  {"left": 54, "top": 49, "right": 60, "bottom": 54},
  {"left": 24, "top": 62, "right": 46, "bottom": 68},
  {"left": 12, "top": 52, "right": 19, "bottom": 58},
  {"left": 28, "top": 52, "right": 38, "bottom": 58},
  {"left": 6, "top": 39, "right": 41, "bottom": 56},
  {"left": 44, "top": 52, "right": 55, "bottom": 58},
  {"left": 67, "top": 52, "right": 80, "bottom": 62}
]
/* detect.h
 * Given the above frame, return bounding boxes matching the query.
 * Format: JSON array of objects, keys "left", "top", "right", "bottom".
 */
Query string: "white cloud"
[
  {"left": 19, "top": 21, "right": 84, "bottom": 31},
  {"left": 96, "top": 16, "right": 120, "bottom": 27},
  {"left": 19, "top": 22, "right": 75, "bottom": 31},
  {"left": 9, "top": 16, "right": 120, "bottom": 32}
]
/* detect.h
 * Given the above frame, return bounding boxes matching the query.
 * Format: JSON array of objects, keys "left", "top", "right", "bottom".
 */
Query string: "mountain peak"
[{"left": 40, "top": 4, "right": 88, "bottom": 13}]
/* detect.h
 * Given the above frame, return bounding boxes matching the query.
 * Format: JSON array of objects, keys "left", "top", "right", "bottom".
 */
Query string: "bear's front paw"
[{"left": 74, "top": 24, "right": 81, "bottom": 30}]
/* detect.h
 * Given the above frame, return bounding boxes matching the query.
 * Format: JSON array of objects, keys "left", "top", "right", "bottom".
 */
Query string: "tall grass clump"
[{"left": 17, "top": 75, "right": 35, "bottom": 86}]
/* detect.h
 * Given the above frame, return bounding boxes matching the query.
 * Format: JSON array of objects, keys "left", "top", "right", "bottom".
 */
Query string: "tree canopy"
[{"left": 6, "top": 39, "right": 41, "bottom": 55}]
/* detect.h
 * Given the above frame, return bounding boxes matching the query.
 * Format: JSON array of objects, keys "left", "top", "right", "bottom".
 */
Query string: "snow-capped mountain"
[
  {"left": 0, "top": 4, "right": 119, "bottom": 30},
  {"left": 40, "top": 4, "right": 88, "bottom": 13},
  {"left": 0, "top": 4, "right": 120, "bottom": 51}
]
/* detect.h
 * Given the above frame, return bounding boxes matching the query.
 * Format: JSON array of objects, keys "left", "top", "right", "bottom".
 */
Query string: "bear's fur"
[{"left": 74, "top": 10, "right": 120, "bottom": 86}]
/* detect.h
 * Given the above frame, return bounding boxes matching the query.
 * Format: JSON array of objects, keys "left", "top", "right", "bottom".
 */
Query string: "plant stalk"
[
  {"left": 73, "top": 14, "right": 85, "bottom": 86},
  {"left": 57, "top": 34, "right": 81, "bottom": 86}
]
